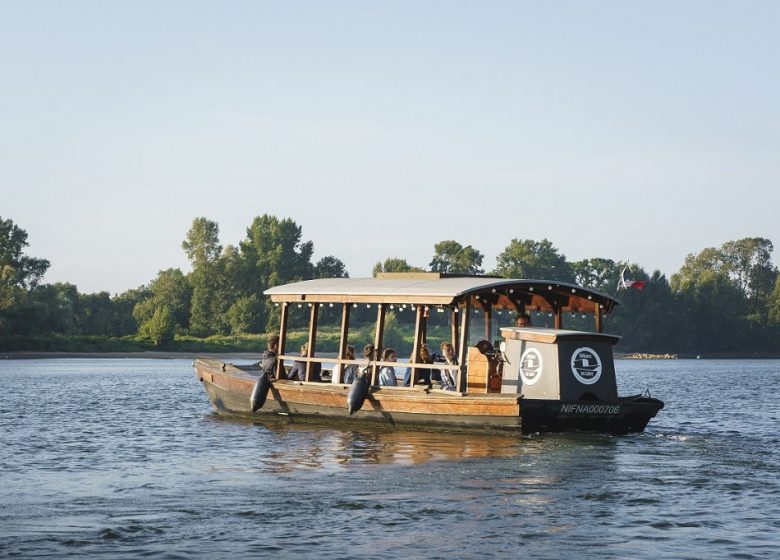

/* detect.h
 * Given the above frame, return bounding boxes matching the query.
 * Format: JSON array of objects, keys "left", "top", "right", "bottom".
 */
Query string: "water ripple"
[{"left": 1, "top": 358, "right": 780, "bottom": 558}]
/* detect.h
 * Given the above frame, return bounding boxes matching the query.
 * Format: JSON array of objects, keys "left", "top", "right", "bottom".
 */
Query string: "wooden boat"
[{"left": 194, "top": 273, "right": 663, "bottom": 434}]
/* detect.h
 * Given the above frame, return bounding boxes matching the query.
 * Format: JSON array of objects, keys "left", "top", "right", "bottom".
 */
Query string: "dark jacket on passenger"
[
  {"left": 403, "top": 365, "right": 431, "bottom": 386},
  {"left": 288, "top": 358, "right": 322, "bottom": 382},
  {"left": 259, "top": 350, "right": 277, "bottom": 378}
]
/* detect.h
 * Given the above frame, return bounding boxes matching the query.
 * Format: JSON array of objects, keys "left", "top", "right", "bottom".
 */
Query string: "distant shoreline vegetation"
[{"left": 2, "top": 215, "right": 780, "bottom": 356}]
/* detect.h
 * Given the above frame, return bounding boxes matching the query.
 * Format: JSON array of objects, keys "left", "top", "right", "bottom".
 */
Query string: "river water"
[{"left": 1, "top": 358, "right": 779, "bottom": 559}]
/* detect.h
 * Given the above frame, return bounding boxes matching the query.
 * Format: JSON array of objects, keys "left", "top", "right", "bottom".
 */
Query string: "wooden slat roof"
[{"left": 264, "top": 274, "right": 618, "bottom": 312}]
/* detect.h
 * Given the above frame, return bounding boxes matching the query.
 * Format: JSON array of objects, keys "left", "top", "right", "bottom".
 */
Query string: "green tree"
[
  {"left": 141, "top": 305, "right": 176, "bottom": 346},
  {"left": 183, "top": 218, "right": 224, "bottom": 336},
  {"left": 315, "top": 256, "right": 349, "bottom": 278},
  {"left": 671, "top": 249, "right": 749, "bottom": 354},
  {"left": 720, "top": 238, "right": 777, "bottom": 322},
  {"left": 240, "top": 215, "right": 314, "bottom": 287},
  {"left": 372, "top": 258, "right": 424, "bottom": 276},
  {"left": 608, "top": 270, "right": 684, "bottom": 353},
  {"left": 493, "top": 239, "right": 574, "bottom": 282},
  {"left": 769, "top": 276, "right": 780, "bottom": 325},
  {"left": 429, "top": 241, "right": 484, "bottom": 275},
  {"left": 226, "top": 294, "right": 263, "bottom": 334},
  {"left": 0, "top": 217, "right": 49, "bottom": 290},
  {"left": 75, "top": 292, "right": 114, "bottom": 335},
  {"left": 133, "top": 269, "right": 192, "bottom": 333},
  {"left": 0, "top": 218, "right": 51, "bottom": 336},
  {"left": 672, "top": 238, "right": 778, "bottom": 328},
  {"left": 110, "top": 287, "right": 149, "bottom": 336},
  {"left": 28, "top": 282, "right": 78, "bottom": 334},
  {"left": 239, "top": 215, "right": 316, "bottom": 331},
  {"left": 571, "top": 258, "right": 620, "bottom": 293}
]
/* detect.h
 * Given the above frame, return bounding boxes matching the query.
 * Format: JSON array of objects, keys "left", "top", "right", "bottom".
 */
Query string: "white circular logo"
[
  {"left": 571, "top": 347, "right": 602, "bottom": 385},
  {"left": 520, "top": 348, "right": 543, "bottom": 385}
]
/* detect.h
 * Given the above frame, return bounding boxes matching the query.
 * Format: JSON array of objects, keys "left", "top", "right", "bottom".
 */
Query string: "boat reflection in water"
[{"left": 205, "top": 414, "right": 539, "bottom": 468}]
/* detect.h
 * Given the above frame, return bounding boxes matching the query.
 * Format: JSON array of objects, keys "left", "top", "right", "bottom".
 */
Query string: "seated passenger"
[
  {"left": 515, "top": 312, "right": 531, "bottom": 327},
  {"left": 257, "top": 335, "right": 280, "bottom": 379},
  {"left": 439, "top": 342, "right": 458, "bottom": 391},
  {"left": 378, "top": 348, "right": 398, "bottom": 386},
  {"left": 342, "top": 345, "right": 359, "bottom": 384},
  {"left": 403, "top": 343, "right": 433, "bottom": 386},
  {"left": 287, "top": 342, "right": 322, "bottom": 382}
]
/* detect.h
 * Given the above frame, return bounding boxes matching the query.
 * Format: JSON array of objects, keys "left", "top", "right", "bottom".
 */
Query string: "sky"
[{"left": 2, "top": 1, "right": 779, "bottom": 295}]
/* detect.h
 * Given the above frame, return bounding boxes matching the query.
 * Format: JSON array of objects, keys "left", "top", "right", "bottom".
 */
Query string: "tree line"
[{"left": 2, "top": 215, "right": 779, "bottom": 355}]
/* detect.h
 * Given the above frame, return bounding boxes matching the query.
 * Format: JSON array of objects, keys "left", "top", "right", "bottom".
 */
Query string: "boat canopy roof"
[{"left": 264, "top": 273, "right": 617, "bottom": 314}]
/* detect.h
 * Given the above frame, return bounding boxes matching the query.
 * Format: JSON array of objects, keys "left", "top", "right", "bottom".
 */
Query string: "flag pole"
[{"left": 601, "top": 264, "right": 629, "bottom": 332}]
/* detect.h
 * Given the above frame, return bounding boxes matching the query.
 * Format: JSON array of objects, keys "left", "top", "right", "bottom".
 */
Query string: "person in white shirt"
[{"left": 378, "top": 348, "right": 398, "bottom": 386}]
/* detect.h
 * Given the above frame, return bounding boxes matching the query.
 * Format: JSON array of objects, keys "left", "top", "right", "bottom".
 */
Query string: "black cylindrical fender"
[
  {"left": 250, "top": 375, "right": 271, "bottom": 412},
  {"left": 347, "top": 374, "right": 369, "bottom": 416}
]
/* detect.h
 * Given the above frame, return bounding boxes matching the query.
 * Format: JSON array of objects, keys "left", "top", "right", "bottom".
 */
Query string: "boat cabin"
[{"left": 264, "top": 273, "right": 620, "bottom": 395}]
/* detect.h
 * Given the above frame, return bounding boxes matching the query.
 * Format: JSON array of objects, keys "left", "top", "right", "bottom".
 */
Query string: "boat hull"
[
  {"left": 521, "top": 396, "right": 665, "bottom": 435},
  {"left": 194, "top": 359, "right": 662, "bottom": 435}
]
